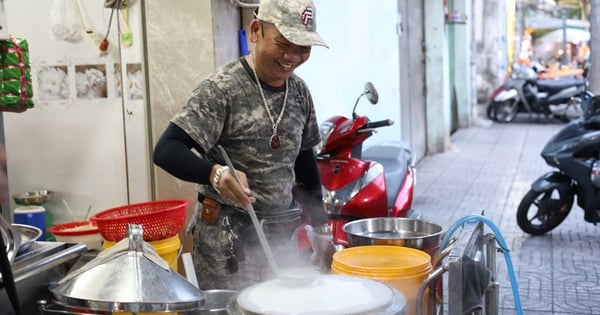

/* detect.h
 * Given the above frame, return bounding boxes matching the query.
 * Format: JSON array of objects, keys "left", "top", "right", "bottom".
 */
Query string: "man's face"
[{"left": 253, "top": 21, "right": 312, "bottom": 86}]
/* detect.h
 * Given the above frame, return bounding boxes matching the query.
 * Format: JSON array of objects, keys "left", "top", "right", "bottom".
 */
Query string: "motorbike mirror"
[
  {"left": 352, "top": 82, "right": 379, "bottom": 118},
  {"left": 364, "top": 82, "right": 379, "bottom": 105}
]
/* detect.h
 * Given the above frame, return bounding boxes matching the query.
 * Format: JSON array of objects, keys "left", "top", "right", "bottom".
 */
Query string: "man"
[{"left": 153, "top": 0, "right": 331, "bottom": 290}]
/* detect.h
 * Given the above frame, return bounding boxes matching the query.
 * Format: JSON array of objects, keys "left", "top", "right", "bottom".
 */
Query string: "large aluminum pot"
[{"left": 343, "top": 218, "right": 443, "bottom": 250}]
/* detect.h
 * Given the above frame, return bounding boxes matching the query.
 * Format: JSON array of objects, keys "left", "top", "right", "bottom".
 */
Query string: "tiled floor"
[{"left": 413, "top": 113, "right": 600, "bottom": 314}]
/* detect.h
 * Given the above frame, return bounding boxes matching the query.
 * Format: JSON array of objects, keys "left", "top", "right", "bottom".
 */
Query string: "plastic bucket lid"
[
  {"left": 332, "top": 245, "right": 431, "bottom": 315},
  {"left": 14, "top": 205, "right": 45, "bottom": 213},
  {"left": 332, "top": 245, "right": 431, "bottom": 277}
]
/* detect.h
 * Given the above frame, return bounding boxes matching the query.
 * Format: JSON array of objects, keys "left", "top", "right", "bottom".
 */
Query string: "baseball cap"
[{"left": 257, "top": 0, "right": 329, "bottom": 48}]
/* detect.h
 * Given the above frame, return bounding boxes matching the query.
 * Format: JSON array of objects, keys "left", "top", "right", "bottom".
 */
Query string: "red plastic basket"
[{"left": 90, "top": 199, "right": 189, "bottom": 242}]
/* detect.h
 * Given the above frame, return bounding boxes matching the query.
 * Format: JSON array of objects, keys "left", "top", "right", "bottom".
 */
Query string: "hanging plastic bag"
[
  {"left": 50, "top": 0, "right": 83, "bottom": 43},
  {"left": 0, "top": 36, "right": 34, "bottom": 113}
]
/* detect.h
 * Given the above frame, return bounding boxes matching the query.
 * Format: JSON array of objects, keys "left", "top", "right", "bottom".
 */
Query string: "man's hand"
[{"left": 211, "top": 164, "right": 256, "bottom": 208}]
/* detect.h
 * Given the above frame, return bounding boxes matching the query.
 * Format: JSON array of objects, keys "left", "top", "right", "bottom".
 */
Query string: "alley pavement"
[{"left": 413, "top": 111, "right": 600, "bottom": 315}]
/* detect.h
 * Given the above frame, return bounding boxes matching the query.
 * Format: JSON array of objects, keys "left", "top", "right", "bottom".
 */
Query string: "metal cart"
[{"left": 417, "top": 219, "right": 501, "bottom": 315}]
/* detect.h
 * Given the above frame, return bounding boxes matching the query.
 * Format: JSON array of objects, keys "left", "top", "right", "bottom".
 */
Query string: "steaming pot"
[
  {"left": 48, "top": 224, "right": 205, "bottom": 313},
  {"left": 233, "top": 274, "right": 406, "bottom": 315}
]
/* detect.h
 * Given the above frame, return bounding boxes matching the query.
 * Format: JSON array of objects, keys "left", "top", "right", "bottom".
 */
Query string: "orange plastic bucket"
[{"left": 331, "top": 245, "right": 432, "bottom": 315}]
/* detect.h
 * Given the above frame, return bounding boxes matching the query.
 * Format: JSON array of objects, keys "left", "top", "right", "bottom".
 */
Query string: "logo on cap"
[{"left": 301, "top": 7, "right": 314, "bottom": 27}]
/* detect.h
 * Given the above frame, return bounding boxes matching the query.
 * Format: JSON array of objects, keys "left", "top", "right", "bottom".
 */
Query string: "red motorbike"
[{"left": 314, "top": 82, "right": 417, "bottom": 247}]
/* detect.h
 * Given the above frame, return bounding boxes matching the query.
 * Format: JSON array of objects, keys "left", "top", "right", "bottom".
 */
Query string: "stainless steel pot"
[{"left": 343, "top": 218, "right": 443, "bottom": 250}]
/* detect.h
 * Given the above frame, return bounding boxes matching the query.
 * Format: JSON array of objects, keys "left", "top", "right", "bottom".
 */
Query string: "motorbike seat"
[
  {"left": 536, "top": 77, "right": 586, "bottom": 94},
  {"left": 362, "top": 144, "right": 410, "bottom": 209}
]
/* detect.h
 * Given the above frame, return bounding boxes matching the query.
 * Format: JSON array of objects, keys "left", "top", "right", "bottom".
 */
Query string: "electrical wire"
[{"left": 103, "top": 0, "right": 123, "bottom": 40}]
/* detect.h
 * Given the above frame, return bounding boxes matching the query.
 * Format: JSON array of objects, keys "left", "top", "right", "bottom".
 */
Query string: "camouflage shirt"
[{"left": 172, "top": 57, "right": 321, "bottom": 213}]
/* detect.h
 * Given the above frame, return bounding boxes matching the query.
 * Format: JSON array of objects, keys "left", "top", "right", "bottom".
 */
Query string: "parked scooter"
[
  {"left": 487, "top": 62, "right": 588, "bottom": 123},
  {"left": 517, "top": 91, "right": 600, "bottom": 234},
  {"left": 314, "top": 82, "right": 417, "bottom": 247}
]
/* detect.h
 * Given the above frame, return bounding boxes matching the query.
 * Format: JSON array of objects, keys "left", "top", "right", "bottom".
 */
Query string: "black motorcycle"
[
  {"left": 517, "top": 91, "right": 600, "bottom": 235},
  {"left": 487, "top": 63, "right": 588, "bottom": 123}
]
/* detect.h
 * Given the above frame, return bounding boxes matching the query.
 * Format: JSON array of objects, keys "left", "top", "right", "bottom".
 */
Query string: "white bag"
[{"left": 50, "top": 0, "right": 83, "bottom": 42}]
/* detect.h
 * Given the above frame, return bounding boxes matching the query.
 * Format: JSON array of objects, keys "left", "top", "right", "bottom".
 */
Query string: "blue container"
[{"left": 14, "top": 205, "right": 46, "bottom": 240}]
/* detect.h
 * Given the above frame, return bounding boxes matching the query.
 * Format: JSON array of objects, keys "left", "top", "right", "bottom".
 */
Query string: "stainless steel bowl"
[
  {"left": 12, "top": 224, "right": 42, "bottom": 254},
  {"left": 13, "top": 190, "right": 54, "bottom": 205},
  {"left": 343, "top": 218, "right": 443, "bottom": 250}
]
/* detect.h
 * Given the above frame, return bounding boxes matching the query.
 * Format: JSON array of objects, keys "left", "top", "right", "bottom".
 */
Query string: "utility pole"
[
  {"left": 561, "top": 7, "right": 568, "bottom": 66},
  {"left": 590, "top": 0, "right": 600, "bottom": 93}
]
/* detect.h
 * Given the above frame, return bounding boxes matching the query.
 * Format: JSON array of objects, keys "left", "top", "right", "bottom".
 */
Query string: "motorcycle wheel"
[
  {"left": 492, "top": 99, "right": 519, "bottom": 123},
  {"left": 486, "top": 102, "right": 496, "bottom": 120},
  {"left": 516, "top": 188, "right": 573, "bottom": 235}
]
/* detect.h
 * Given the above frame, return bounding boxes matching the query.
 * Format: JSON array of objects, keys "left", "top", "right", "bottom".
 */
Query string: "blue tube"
[
  {"left": 439, "top": 215, "right": 523, "bottom": 315},
  {"left": 239, "top": 29, "right": 248, "bottom": 56}
]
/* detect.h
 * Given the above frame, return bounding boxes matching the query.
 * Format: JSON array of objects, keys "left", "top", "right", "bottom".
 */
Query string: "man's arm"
[
  {"left": 153, "top": 122, "right": 214, "bottom": 185},
  {"left": 294, "top": 149, "right": 327, "bottom": 226}
]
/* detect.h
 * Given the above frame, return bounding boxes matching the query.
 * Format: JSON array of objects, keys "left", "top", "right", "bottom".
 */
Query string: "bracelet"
[{"left": 211, "top": 166, "right": 229, "bottom": 194}]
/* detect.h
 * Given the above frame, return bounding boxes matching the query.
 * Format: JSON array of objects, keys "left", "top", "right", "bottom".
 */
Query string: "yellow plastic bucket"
[
  {"left": 331, "top": 245, "right": 432, "bottom": 315},
  {"left": 102, "top": 235, "right": 181, "bottom": 272}
]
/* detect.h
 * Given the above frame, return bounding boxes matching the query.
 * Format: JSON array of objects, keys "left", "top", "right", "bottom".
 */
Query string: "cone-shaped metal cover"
[{"left": 50, "top": 225, "right": 205, "bottom": 313}]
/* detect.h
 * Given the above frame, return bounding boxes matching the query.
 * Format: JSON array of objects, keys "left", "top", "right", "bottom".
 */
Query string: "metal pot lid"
[
  {"left": 237, "top": 274, "right": 394, "bottom": 315},
  {"left": 50, "top": 224, "right": 205, "bottom": 313}
]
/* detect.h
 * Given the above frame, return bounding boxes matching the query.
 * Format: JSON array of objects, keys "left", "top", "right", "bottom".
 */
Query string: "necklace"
[{"left": 250, "top": 53, "right": 288, "bottom": 151}]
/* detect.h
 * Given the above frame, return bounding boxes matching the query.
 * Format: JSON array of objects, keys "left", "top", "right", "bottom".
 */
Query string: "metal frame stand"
[{"left": 417, "top": 220, "right": 500, "bottom": 315}]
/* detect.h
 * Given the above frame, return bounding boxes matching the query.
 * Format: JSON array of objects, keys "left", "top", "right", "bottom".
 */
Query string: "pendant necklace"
[{"left": 250, "top": 53, "right": 288, "bottom": 151}]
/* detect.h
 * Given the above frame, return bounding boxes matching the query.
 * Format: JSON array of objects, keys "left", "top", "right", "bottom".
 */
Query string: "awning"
[
  {"left": 526, "top": 15, "right": 589, "bottom": 31},
  {"left": 535, "top": 28, "right": 590, "bottom": 44}
]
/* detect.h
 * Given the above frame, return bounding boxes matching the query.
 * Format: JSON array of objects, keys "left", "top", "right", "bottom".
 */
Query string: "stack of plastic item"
[
  {"left": 0, "top": 35, "right": 34, "bottom": 113},
  {"left": 90, "top": 199, "right": 189, "bottom": 271}
]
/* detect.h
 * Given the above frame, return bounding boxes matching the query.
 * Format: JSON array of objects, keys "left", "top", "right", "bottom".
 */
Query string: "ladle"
[
  {"left": 62, "top": 199, "right": 76, "bottom": 221},
  {"left": 217, "top": 145, "right": 281, "bottom": 277},
  {"left": 217, "top": 145, "right": 318, "bottom": 286}
]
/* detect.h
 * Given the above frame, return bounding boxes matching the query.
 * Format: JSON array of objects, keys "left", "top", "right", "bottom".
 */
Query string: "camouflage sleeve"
[
  {"left": 171, "top": 79, "right": 229, "bottom": 153},
  {"left": 297, "top": 78, "right": 321, "bottom": 151}
]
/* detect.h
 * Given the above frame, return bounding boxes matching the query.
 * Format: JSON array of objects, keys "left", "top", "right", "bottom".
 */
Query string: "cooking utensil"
[
  {"left": 12, "top": 190, "right": 53, "bottom": 205},
  {"left": 343, "top": 217, "right": 443, "bottom": 250},
  {"left": 0, "top": 214, "right": 20, "bottom": 263},
  {"left": 83, "top": 205, "right": 93, "bottom": 220},
  {"left": 0, "top": 225, "right": 21, "bottom": 315},
  {"left": 61, "top": 199, "right": 76, "bottom": 221},
  {"left": 216, "top": 145, "right": 281, "bottom": 276},
  {"left": 11, "top": 224, "right": 42, "bottom": 254},
  {"left": 216, "top": 145, "right": 319, "bottom": 287},
  {"left": 90, "top": 199, "right": 189, "bottom": 241},
  {"left": 50, "top": 224, "right": 205, "bottom": 313}
]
